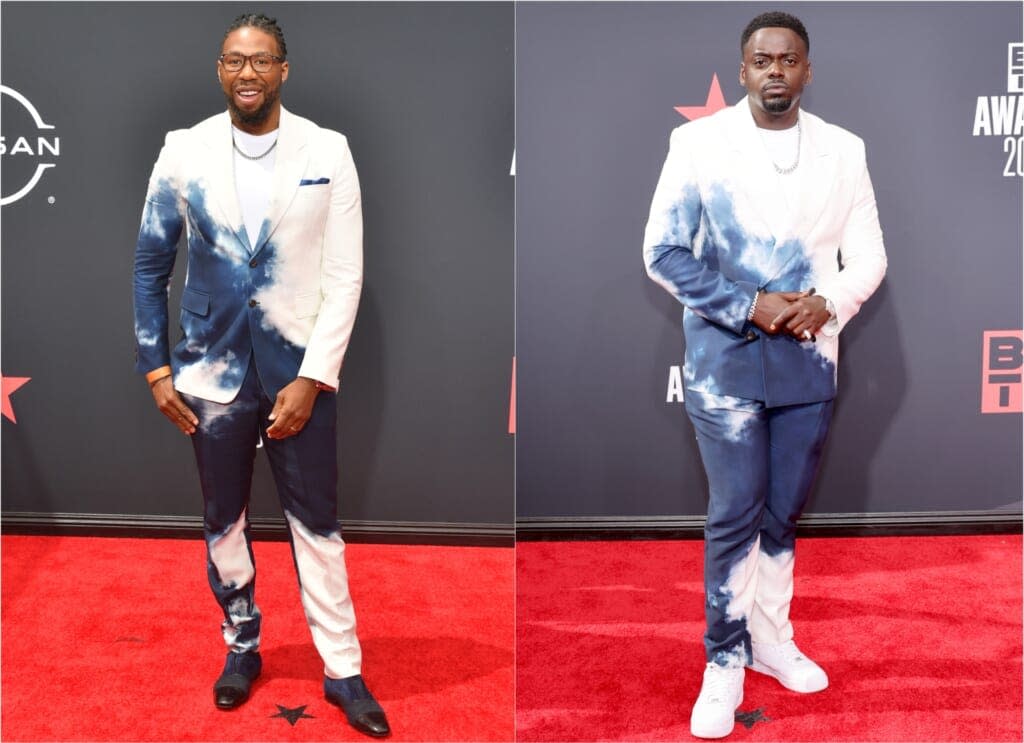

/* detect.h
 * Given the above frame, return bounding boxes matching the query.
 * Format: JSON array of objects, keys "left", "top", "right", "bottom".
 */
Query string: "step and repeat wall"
[
  {"left": 1, "top": 3, "right": 514, "bottom": 533},
  {"left": 516, "top": 2, "right": 1022, "bottom": 524},
  {"left": 4, "top": 2, "right": 1019, "bottom": 535}
]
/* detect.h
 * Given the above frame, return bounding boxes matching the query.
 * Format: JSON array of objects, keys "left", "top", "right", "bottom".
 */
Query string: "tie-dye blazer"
[
  {"left": 643, "top": 98, "right": 886, "bottom": 407},
  {"left": 133, "top": 107, "right": 362, "bottom": 403}
]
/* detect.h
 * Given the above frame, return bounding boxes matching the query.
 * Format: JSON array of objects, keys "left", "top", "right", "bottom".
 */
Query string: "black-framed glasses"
[{"left": 218, "top": 53, "right": 284, "bottom": 73}]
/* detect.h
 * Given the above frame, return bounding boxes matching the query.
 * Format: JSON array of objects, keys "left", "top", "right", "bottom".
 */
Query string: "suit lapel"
[
  {"left": 253, "top": 107, "right": 308, "bottom": 256},
  {"left": 722, "top": 99, "right": 792, "bottom": 242},
  {"left": 201, "top": 113, "right": 251, "bottom": 252},
  {"left": 722, "top": 101, "right": 838, "bottom": 284},
  {"left": 790, "top": 110, "right": 836, "bottom": 240},
  {"left": 761, "top": 111, "right": 837, "bottom": 283}
]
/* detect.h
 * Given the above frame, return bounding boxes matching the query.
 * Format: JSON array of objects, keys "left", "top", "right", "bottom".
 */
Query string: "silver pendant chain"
[
  {"left": 772, "top": 121, "right": 801, "bottom": 175},
  {"left": 232, "top": 133, "right": 278, "bottom": 161}
]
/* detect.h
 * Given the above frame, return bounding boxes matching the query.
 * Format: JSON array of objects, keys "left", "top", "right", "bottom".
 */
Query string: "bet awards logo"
[
  {"left": 971, "top": 43, "right": 1023, "bottom": 177},
  {"left": 666, "top": 365, "right": 685, "bottom": 403},
  {"left": 981, "top": 331, "right": 1022, "bottom": 414},
  {"left": 0, "top": 86, "right": 60, "bottom": 206}
]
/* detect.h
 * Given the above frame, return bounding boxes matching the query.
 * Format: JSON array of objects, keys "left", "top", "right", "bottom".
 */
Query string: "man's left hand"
[
  {"left": 770, "top": 294, "right": 830, "bottom": 341},
  {"left": 266, "top": 377, "right": 320, "bottom": 439}
]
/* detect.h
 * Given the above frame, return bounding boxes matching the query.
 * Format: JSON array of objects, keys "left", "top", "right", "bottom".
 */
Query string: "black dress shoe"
[
  {"left": 324, "top": 675, "right": 390, "bottom": 737},
  {"left": 214, "top": 651, "right": 262, "bottom": 710}
]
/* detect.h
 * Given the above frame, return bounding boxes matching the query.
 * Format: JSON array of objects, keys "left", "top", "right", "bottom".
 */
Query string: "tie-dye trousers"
[
  {"left": 180, "top": 359, "right": 362, "bottom": 679},
  {"left": 684, "top": 389, "right": 834, "bottom": 668}
]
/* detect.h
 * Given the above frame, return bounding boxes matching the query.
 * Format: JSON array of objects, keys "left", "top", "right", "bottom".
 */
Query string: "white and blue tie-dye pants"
[
  {"left": 180, "top": 359, "right": 362, "bottom": 679},
  {"left": 684, "top": 389, "right": 834, "bottom": 669}
]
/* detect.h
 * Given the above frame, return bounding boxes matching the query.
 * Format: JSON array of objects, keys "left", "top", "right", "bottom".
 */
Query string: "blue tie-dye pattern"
[
  {"left": 133, "top": 178, "right": 185, "bottom": 370},
  {"left": 174, "top": 185, "right": 250, "bottom": 393},
  {"left": 703, "top": 183, "right": 815, "bottom": 291},
  {"left": 660, "top": 185, "right": 702, "bottom": 248},
  {"left": 648, "top": 181, "right": 837, "bottom": 407},
  {"left": 647, "top": 184, "right": 756, "bottom": 336},
  {"left": 134, "top": 176, "right": 309, "bottom": 401},
  {"left": 644, "top": 111, "right": 886, "bottom": 678},
  {"left": 250, "top": 242, "right": 307, "bottom": 370},
  {"left": 684, "top": 390, "right": 835, "bottom": 665},
  {"left": 205, "top": 520, "right": 262, "bottom": 653},
  {"left": 703, "top": 183, "right": 772, "bottom": 282}
]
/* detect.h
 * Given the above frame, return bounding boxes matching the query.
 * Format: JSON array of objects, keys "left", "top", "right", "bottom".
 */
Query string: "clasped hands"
[
  {"left": 749, "top": 290, "right": 830, "bottom": 341},
  {"left": 150, "top": 376, "right": 320, "bottom": 438}
]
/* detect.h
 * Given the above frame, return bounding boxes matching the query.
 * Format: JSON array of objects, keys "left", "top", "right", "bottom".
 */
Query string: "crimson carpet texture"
[
  {"left": 517, "top": 535, "right": 1022, "bottom": 742},
  {"left": 1, "top": 535, "right": 513, "bottom": 741}
]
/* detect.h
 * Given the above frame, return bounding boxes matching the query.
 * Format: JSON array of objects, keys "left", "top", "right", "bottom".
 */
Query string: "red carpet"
[
  {"left": 1, "top": 535, "right": 513, "bottom": 741},
  {"left": 516, "top": 535, "right": 1023, "bottom": 741}
]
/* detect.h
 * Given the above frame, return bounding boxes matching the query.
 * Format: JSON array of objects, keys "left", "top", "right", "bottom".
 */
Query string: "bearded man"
[
  {"left": 133, "top": 13, "right": 389, "bottom": 738},
  {"left": 643, "top": 11, "right": 887, "bottom": 739}
]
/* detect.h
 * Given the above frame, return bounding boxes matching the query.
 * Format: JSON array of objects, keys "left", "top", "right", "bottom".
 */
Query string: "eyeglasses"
[{"left": 218, "top": 53, "right": 284, "bottom": 73}]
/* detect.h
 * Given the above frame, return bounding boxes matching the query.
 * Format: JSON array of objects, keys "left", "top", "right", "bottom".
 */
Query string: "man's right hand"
[
  {"left": 150, "top": 376, "right": 199, "bottom": 435},
  {"left": 750, "top": 291, "right": 807, "bottom": 335}
]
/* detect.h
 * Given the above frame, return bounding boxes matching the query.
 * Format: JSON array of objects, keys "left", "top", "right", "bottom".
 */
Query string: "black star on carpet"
[
  {"left": 271, "top": 704, "right": 315, "bottom": 726},
  {"left": 735, "top": 707, "right": 771, "bottom": 729}
]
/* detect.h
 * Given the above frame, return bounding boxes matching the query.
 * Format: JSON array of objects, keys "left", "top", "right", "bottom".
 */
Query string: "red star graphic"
[
  {"left": 2, "top": 376, "right": 31, "bottom": 423},
  {"left": 675, "top": 73, "right": 728, "bottom": 121}
]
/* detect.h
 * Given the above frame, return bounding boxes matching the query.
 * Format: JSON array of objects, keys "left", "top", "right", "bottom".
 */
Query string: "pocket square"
[{"left": 299, "top": 177, "right": 331, "bottom": 186}]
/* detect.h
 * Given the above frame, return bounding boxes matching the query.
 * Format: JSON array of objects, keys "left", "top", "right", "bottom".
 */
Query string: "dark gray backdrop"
[
  {"left": 1, "top": 2, "right": 514, "bottom": 539},
  {"left": 516, "top": 2, "right": 1023, "bottom": 527}
]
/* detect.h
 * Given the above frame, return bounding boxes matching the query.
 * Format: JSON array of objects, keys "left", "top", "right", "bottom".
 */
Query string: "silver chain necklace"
[
  {"left": 232, "top": 133, "right": 278, "bottom": 161},
  {"left": 770, "top": 121, "right": 802, "bottom": 177}
]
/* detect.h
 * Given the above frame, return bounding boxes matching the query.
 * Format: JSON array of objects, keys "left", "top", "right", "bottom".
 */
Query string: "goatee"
[
  {"left": 763, "top": 95, "right": 793, "bottom": 114},
  {"left": 225, "top": 87, "right": 279, "bottom": 127}
]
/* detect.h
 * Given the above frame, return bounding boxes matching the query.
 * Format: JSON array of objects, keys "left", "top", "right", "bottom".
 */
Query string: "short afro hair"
[
  {"left": 224, "top": 12, "right": 287, "bottom": 59},
  {"left": 740, "top": 11, "right": 809, "bottom": 55}
]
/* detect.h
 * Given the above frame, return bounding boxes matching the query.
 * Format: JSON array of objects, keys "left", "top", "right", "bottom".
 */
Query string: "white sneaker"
[
  {"left": 749, "top": 640, "right": 828, "bottom": 693},
  {"left": 689, "top": 663, "right": 744, "bottom": 739}
]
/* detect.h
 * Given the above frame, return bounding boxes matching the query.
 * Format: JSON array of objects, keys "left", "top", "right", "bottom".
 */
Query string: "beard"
[
  {"left": 762, "top": 94, "right": 793, "bottom": 114},
  {"left": 225, "top": 86, "right": 279, "bottom": 127}
]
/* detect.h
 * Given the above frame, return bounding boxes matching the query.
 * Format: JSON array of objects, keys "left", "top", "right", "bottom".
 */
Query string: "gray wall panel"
[
  {"left": 2, "top": 2, "right": 513, "bottom": 527},
  {"left": 516, "top": 2, "right": 1022, "bottom": 519}
]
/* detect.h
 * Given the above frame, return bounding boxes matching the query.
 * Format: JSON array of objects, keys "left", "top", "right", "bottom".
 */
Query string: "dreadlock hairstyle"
[{"left": 224, "top": 13, "right": 288, "bottom": 59}]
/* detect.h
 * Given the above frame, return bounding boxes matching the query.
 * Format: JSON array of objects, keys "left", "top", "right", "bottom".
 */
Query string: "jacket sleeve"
[
  {"left": 815, "top": 144, "right": 887, "bottom": 336},
  {"left": 296, "top": 133, "right": 363, "bottom": 388},
  {"left": 642, "top": 127, "right": 758, "bottom": 335},
  {"left": 133, "top": 133, "right": 185, "bottom": 375}
]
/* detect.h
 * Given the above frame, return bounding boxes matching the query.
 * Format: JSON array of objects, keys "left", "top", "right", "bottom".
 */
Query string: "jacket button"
[
  {"left": 248, "top": 299, "right": 258, "bottom": 308},
  {"left": 746, "top": 331, "right": 757, "bottom": 341},
  {"left": 249, "top": 258, "right": 258, "bottom": 268}
]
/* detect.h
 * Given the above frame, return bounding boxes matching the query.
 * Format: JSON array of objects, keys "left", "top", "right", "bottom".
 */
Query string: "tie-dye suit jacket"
[
  {"left": 643, "top": 98, "right": 887, "bottom": 407},
  {"left": 133, "top": 107, "right": 362, "bottom": 403}
]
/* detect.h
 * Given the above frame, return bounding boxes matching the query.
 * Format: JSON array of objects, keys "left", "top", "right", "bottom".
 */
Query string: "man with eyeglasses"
[{"left": 133, "top": 13, "right": 389, "bottom": 737}]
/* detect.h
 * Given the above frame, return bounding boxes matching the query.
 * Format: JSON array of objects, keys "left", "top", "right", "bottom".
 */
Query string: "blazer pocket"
[
  {"left": 299, "top": 177, "right": 331, "bottom": 186},
  {"left": 181, "top": 287, "right": 210, "bottom": 317},
  {"left": 294, "top": 291, "right": 321, "bottom": 318}
]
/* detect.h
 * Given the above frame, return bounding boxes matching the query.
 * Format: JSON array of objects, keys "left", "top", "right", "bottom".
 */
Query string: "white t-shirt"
[
  {"left": 232, "top": 126, "right": 278, "bottom": 250},
  {"left": 758, "top": 123, "right": 801, "bottom": 211},
  {"left": 759, "top": 122, "right": 837, "bottom": 328}
]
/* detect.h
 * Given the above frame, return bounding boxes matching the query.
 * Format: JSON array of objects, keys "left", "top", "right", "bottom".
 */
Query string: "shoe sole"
[
  {"left": 748, "top": 660, "right": 828, "bottom": 693},
  {"left": 215, "top": 693, "right": 248, "bottom": 710},
  {"left": 689, "top": 689, "right": 743, "bottom": 739},
  {"left": 324, "top": 695, "right": 391, "bottom": 738},
  {"left": 214, "top": 670, "right": 260, "bottom": 710}
]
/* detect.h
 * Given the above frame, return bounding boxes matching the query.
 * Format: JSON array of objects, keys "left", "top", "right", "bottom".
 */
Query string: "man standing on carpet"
[
  {"left": 133, "top": 13, "right": 389, "bottom": 738},
  {"left": 643, "top": 11, "right": 886, "bottom": 739}
]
